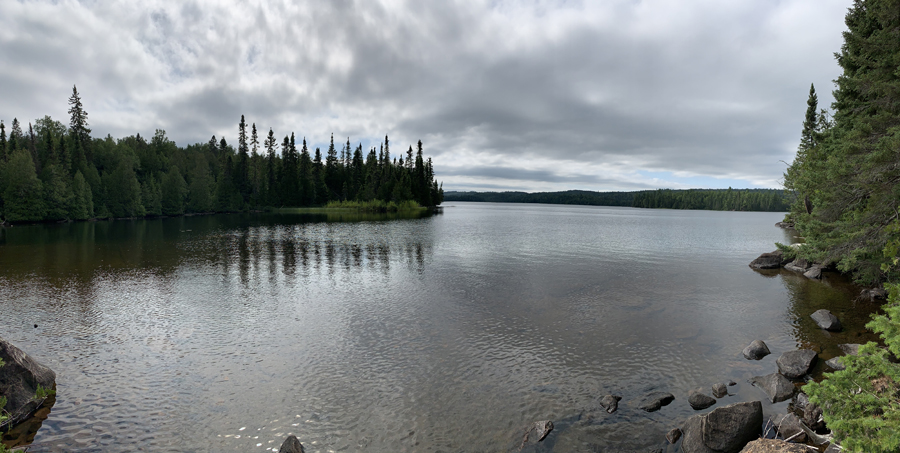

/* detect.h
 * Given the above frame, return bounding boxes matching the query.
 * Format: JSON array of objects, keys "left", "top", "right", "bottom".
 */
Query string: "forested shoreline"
[
  {"left": 0, "top": 87, "right": 443, "bottom": 224},
  {"left": 779, "top": 1, "right": 899, "bottom": 451},
  {"left": 445, "top": 188, "right": 789, "bottom": 212}
]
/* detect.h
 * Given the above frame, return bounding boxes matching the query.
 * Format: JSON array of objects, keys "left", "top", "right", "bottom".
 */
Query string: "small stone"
[
  {"left": 279, "top": 435, "right": 305, "bottom": 453},
  {"left": 688, "top": 390, "right": 716, "bottom": 410},
  {"left": 811, "top": 309, "right": 842, "bottom": 331},
  {"left": 776, "top": 350, "right": 817, "bottom": 379},
  {"left": 743, "top": 340, "right": 771, "bottom": 360},
  {"left": 727, "top": 380, "right": 737, "bottom": 386},
  {"left": 712, "top": 382, "right": 728, "bottom": 398},
  {"left": 804, "top": 264, "right": 824, "bottom": 279},
  {"left": 666, "top": 428, "right": 682, "bottom": 444},
  {"left": 639, "top": 391, "right": 675, "bottom": 412},
  {"left": 598, "top": 394, "right": 621, "bottom": 413},
  {"left": 770, "top": 413, "right": 807, "bottom": 443}
]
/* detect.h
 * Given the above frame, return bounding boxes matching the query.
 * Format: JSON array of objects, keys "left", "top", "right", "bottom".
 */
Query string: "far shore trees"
[{"left": 0, "top": 88, "right": 443, "bottom": 224}]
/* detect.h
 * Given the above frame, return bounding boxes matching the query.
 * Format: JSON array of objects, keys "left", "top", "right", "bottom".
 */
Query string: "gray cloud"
[{"left": 0, "top": 0, "right": 849, "bottom": 191}]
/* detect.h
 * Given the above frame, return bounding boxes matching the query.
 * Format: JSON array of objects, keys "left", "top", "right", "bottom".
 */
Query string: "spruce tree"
[
  {"left": 9, "top": 118, "right": 22, "bottom": 152},
  {"left": 0, "top": 120, "right": 6, "bottom": 161},
  {"left": 67, "top": 85, "right": 91, "bottom": 167}
]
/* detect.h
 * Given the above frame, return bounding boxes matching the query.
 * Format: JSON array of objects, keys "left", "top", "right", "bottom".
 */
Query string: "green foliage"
[
  {"left": 2, "top": 149, "right": 46, "bottom": 222},
  {"left": 33, "top": 384, "right": 55, "bottom": 401},
  {"left": 783, "top": 0, "right": 900, "bottom": 285}
]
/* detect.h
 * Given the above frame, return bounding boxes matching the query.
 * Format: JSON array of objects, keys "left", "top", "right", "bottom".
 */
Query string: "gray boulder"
[
  {"left": 689, "top": 390, "right": 717, "bottom": 410},
  {"left": 776, "top": 350, "right": 817, "bottom": 379},
  {"left": 681, "top": 401, "right": 763, "bottom": 453},
  {"left": 639, "top": 391, "right": 675, "bottom": 412},
  {"left": 749, "top": 373, "right": 794, "bottom": 403},
  {"left": 783, "top": 259, "right": 811, "bottom": 273},
  {"left": 598, "top": 394, "right": 621, "bottom": 413},
  {"left": 750, "top": 251, "right": 788, "bottom": 269},
  {"left": 742, "top": 340, "right": 771, "bottom": 360},
  {"left": 769, "top": 413, "right": 806, "bottom": 443},
  {"left": 810, "top": 309, "right": 842, "bottom": 331},
  {"left": 712, "top": 382, "right": 728, "bottom": 398},
  {"left": 520, "top": 420, "right": 554, "bottom": 449},
  {"left": 279, "top": 435, "right": 305, "bottom": 453},
  {"left": 803, "top": 264, "right": 824, "bottom": 279},
  {"left": 0, "top": 337, "right": 56, "bottom": 423}
]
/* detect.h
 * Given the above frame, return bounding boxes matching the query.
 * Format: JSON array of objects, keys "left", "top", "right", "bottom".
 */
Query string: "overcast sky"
[{"left": 0, "top": 0, "right": 850, "bottom": 192}]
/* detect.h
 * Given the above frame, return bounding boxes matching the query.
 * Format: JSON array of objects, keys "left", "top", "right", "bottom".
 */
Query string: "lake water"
[{"left": 0, "top": 202, "right": 883, "bottom": 452}]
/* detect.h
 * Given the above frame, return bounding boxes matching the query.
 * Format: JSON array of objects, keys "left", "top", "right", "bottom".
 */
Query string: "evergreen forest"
[
  {"left": 780, "top": 1, "right": 900, "bottom": 451},
  {"left": 0, "top": 88, "right": 443, "bottom": 224},
  {"left": 445, "top": 188, "right": 789, "bottom": 212}
]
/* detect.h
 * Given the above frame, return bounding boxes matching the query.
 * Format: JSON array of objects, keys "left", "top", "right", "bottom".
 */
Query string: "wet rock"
[
  {"left": 712, "top": 382, "right": 728, "bottom": 398},
  {"left": 811, "top": 309, "right": 842, "bottom": 331},
  {"left": 784, "top": 259, "right": 811, "bottom": 273},
  {"left": 681, "top": 400, "right": 763, "bottom": 453},
  {"left": 739, "top": 439, "right": 810, "bottom": 452},
  {"left": 792, "top": 392, "right": 810, "bottom": 410},
  {"left": 750, "top": 250, "right": 788, "bottom": 269},
  {"left": 279, "top": 435, "right": 305, "bottom": 453},
  {"left": 0, "top": 337, "right": 56, "bottom": 423},
  {"left": 839, "top": 343, "right": 861, "bottom": 356},
  {"left": 598, "top": 394, "right": 621, "bottom": 414},
  {"left": 775, "top": 222, "right": 795, "bottom": 229},
  {"left": 639, "top": 391, "right": 675, "bottom": 412},
  {"left": 776, "top": 350, "right": 817, "bottom": 379},
  {"left": 861, "top": 287, "right": 887, "bottom": 301},
  {"left": 666, "top": 427, "right": 682, "bottom": 444},
  {"left": 689, "top": 390, "right": 717, "bottom": 410},
  {"left": 825, "top": 357, "right": 845, "bottom": 370},
  {"left": 743, "top": 340, "right": 771, "bottom": 360},
  {"left": 803, "top": 264, "right": 824, "bottom": 279},
  {"left": 824, "top": 443, "right": 841, "bottom": 453},
  {"left": 769, "top": 413, "right": 806, "bottom": 443},
  {"left": 803, "top": 403, "right": 825, "bottom": 432},
  {"left": 520, "top": 420, "right": 554, "bottom": 449},
  {"left": 749, "top": 373, "right": 795, "bottom": 403},
  {"left": 727, "top": 380, "right": 737, "bottom": 386}
]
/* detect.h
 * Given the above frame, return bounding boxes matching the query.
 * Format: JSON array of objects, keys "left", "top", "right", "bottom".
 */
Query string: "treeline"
[
  {"left": 444, "top": 188, "right": 789, "bottom": 212},
  {"left": 0, "top": 87, "right": 443, "bottom": 223}
]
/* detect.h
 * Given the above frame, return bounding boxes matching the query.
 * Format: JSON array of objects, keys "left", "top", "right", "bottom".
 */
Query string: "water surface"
[{"left": 0, "top": 203, "right": 881, "bottom": 452}]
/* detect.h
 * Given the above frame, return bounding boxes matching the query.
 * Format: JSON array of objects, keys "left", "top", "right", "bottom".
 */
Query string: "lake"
[{"left": 0, "top": 202, "right": 882, "bottom": 452}]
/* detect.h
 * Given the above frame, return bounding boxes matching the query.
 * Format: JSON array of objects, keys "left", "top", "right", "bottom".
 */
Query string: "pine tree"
[
  {"left": 9, "top": 118, "right": 22, "bottom": 152},
  {"left": 313, "top": 146, "right": 328, "bottom": 205},
  {"left": 251, "top": 123, "right": 259, "bottom": 155},
  {"left": 299, "top": 138, "right": 312, "bottom": 205},
  {"left": 67, "top": 85, "right": 91, "bottom": 169},
  {"left": 265, "top": 128, "right": 278, "bottom": 206},
  {"left": 0, "top": 120, "right": 6, "bottom": 161},
  {"left": 325, "top": 133, "right": 339, "bottom": 198},
  {"left": 237, "top": 115, "right": 250, "bottom": 202}
]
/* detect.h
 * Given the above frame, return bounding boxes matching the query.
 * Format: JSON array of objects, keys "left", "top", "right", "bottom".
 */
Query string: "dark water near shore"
[{"left": 0, "top": 203, "right": 882, "bottom": 452}]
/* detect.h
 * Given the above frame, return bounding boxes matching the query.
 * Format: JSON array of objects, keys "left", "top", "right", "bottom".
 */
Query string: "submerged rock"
[
  {"left": 712, "top": 382, "right": 728, "bottom": 398},
  {"left": 666, "top": 427, "right": 682, "bottom": 444},
  {"left": 750, "top": 251, "right": 788, "bottom": 269},
  {"left": 278, "top": 435, "right": 305, "bottom": 453},
  {"left": 839, "top": 343, "right": 862, "bottom": 355},
  {"left": 749, "top": 373, "right": 794, "bottom": 403},
  {"left": 825, "top": 357, "right": 845, "bottom": 370},
  {"left": 681, "top": 401, "right": 763, "bottom": 453},
  {"left": 0, "top": 337, "right": 56, "bottom": 426},
  {"left": 688, "top": 390, "right": 717, "bottom": 410},
  {"left": 520, "top": 420, "right": 554, "bottom": 449},
  {"left": 639, "top": 391, "right": 675, "bottom": 412},
  {"left": 743, "top": 340, "right": 771, "bottom": 360},
  {"left": 810, "top": 309, "right": 842, "bottom": 331},
  {"left": 598, "top": 394, "right": 621, "bottom": 414},
  {"left": 776, "top": 350, "right": 817, "bottom": 379}
]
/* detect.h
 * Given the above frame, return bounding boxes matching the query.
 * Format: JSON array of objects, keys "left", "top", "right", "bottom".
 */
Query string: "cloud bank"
[{"left": 0, "top": 0, "right": 849, "bottom": 191}]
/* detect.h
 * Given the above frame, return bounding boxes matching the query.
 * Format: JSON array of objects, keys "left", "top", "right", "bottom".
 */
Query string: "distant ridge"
[{"left": 443, "top": 188, "right": 789, "bottom": 212}]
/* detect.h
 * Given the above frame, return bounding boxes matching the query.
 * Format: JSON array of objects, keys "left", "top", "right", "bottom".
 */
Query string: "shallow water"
[{"left": 0, "top": 203, "right": 882, "bottom": 452}]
